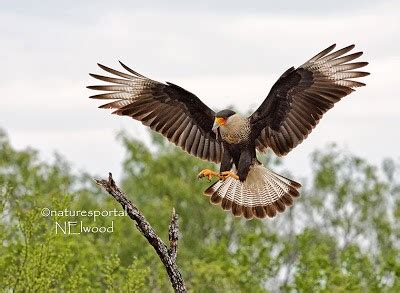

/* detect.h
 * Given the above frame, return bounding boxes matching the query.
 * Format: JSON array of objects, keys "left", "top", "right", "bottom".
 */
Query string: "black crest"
[{"left": 215, "top": 109, "right": 236, "bottom": 119}]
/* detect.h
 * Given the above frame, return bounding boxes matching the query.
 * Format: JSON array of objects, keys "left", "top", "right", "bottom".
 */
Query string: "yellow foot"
[
  {"left": 197, "top": 169, "right": 220, "bottom": 181},
  {"left": 220, "top": 171, "right": 239, "bottom": 180}
]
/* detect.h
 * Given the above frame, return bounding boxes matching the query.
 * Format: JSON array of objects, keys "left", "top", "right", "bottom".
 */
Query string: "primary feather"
[
  {"left": 88, "top": 62, "right": 224, "bottom": 163},
  {"left": 250, "top": 44, "right": 369, "bottom": 156}
]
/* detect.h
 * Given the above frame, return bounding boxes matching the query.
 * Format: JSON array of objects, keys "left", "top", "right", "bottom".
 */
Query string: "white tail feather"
[{"left": 205, "top": 164, "right": 301, "bottom": 219}]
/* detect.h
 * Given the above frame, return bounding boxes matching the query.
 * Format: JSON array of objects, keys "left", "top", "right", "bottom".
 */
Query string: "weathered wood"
[
  {"left": 168, "top": 208, "right": 179, "bottom": 261},
  {"left": 95, "top": 173, "right": 186, "bottom": 293}
]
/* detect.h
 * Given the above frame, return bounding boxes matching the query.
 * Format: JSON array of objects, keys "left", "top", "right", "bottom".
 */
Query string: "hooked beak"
[
  {"left": 212, "top": 121, "right": 219, "bottom": 132},
  {"left": 212, "top": 117, "right": 225, "bottom": 132}
]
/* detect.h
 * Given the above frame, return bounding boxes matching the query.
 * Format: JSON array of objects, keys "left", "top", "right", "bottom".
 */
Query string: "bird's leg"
[
  {"left": 197, "top": 169, "right": 221, "bottom": 181},
  {"left": 220, "top": 171, "right": 239, "bottom": 180}
]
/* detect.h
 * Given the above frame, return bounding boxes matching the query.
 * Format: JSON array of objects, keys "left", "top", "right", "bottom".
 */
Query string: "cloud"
[{"left": 1, "top": 1, "right": 399, "bottom": 180}]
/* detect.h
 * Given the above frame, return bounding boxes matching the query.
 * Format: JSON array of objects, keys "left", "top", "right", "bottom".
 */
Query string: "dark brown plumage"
[
  {"left": 88, "top": 44, "right": 369, "bottom": 219},
  {"left": 88, "top": 63, "right": 223, "bottom": 163},
  {"left": 250, "top": 44, "right": 369, "bottom": 156}
]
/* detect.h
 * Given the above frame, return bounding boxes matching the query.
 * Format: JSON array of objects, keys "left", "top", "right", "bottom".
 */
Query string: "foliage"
[{"left": 0, "top": 128, "right": 399, "bottom": 292}]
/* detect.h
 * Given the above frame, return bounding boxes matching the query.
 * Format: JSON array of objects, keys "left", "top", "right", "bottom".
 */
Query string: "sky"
[{"left": 1, "top": 0, "right": 399, "bottom": 182}]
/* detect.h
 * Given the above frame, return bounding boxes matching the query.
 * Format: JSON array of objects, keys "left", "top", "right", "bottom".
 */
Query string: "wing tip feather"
[{"left": 97, "top": 63, "right": 107, "bottom": 70}]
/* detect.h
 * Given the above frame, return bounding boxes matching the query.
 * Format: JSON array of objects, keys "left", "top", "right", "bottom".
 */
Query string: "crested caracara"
[{"left": 88, "top": 44, "right": 369, "bottom": 219}]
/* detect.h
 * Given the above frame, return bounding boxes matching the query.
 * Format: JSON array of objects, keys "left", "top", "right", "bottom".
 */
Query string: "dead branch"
[{"left": 95, "top": 173, "right": 186, "bottom": 293}]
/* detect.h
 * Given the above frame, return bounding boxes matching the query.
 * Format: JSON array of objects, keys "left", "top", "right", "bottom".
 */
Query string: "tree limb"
[
  {"left": 168, "top": 208, "right": 179, "bottom": 261},
  {"left": 95, "top": 173, "right": 186, "bottom": 293}
]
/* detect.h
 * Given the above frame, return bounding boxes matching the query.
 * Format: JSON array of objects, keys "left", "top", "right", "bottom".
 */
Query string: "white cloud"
[{"left": 1, "top": 2, "right": 399, "bottom": 180}]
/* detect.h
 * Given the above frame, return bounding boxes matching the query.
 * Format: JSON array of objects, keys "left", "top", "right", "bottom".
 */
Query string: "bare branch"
[
  {"left": 168, "top": 208, "right": 179, "bottom": 261},
  {"left": 95, "top": 173, "right": 186, "bottom": 293}
]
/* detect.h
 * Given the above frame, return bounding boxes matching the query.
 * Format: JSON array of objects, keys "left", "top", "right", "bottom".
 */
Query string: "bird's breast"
[{"left": 220, "top": 121, "right": 251, "bottom": 144}]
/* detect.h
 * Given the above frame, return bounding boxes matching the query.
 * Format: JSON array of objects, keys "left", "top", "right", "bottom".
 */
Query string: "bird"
[{"left": 87, "top": 44, "right": 369, "bottom": 220}]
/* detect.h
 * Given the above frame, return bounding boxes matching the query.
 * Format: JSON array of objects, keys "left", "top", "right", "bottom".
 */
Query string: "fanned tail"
[{"left": 204, "top": 164, "right": 301, "bottom": 219}]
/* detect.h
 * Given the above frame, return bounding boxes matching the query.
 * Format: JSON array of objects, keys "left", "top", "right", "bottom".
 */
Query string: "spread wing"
[
  {"left": 88, "top": 62, "right": 223, "bottom": 163},
  {"left": 249, "top": 44, "right": 369, "bottom": 156}
]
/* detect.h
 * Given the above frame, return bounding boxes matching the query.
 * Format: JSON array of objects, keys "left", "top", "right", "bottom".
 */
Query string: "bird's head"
[{"left": 212, "top": 109, "right": 236, "bottom": 132}]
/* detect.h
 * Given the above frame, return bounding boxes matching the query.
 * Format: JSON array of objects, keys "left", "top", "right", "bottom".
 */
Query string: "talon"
[
  {"left": 197, "top": 169, "right": 220, "bottom": 181},
  {"left": 220, "top": 171, "right": 239, "bottom": 180}
]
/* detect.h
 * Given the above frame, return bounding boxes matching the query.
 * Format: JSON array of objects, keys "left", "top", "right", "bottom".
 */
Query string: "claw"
[
  {"left": 220, "top": 171, "right": 239, "bottom": 180},
  {"left": 197, "top": 169, "right": 220, "bottom": 181}
]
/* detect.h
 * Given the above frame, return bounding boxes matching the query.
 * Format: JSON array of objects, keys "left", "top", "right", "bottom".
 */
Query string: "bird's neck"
[{"left": 220, "top": 114, "right": 251, "bottom": 144}]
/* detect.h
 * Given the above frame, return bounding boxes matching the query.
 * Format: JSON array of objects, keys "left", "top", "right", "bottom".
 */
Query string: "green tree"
[
  {"left": 0, "top": 128, "right": 399, "bottom": 292},
  {"left": 0, "top": 129, "right": 151, "bottom": 292}
]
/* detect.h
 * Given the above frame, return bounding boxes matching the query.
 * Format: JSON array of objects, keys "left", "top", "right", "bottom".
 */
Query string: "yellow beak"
[{"left": 212, "top": 117, "right": 226, "bottom": 132}]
